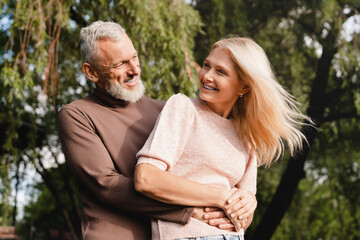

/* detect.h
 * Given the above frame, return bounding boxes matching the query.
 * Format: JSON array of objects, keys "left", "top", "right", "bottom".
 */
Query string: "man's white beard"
[{"left": 105, "top": 78, "right": 145, "bottom": 103}]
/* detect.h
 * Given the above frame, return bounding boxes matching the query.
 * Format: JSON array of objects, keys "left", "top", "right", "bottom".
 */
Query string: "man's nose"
[{"left": 128, "top": 59, "right": 140, "bottom": 74}]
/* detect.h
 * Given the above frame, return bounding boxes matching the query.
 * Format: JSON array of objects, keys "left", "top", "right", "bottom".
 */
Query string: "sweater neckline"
[{"left": 93, "top": 87, "right": 130, "bottom": 108}]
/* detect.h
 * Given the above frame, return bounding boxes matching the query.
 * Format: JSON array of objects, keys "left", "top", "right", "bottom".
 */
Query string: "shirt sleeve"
[
  {"left": 57, "top": 105, "right": 193, "bottom": 224},
  {"left": 236, "top": 153, "right": 257, "bottom": 194},
  {"left": 136, "top": 94, "right": 195, "bottom": 171}
]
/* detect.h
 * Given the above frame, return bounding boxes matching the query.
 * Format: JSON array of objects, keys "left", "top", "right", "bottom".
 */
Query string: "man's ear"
[{"left": 82, "top": 63, "right": 99, "bottom": 83}]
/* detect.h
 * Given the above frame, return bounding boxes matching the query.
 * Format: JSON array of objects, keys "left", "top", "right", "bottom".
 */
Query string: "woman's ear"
[
  {"left": 239, "top": 85, "right": 250, "bottom": 96},
  {"left": 82, "top": 63, "right": 99, "bottom": 83}
]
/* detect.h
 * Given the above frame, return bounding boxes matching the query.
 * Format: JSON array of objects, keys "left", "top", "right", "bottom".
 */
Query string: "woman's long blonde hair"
[{"left": 212, "top": 37, "right": 311, "bottom": 167}]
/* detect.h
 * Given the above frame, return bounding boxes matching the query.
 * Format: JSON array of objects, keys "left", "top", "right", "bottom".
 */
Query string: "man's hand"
[
  {"left": 204, "top": 207, "right": 235, "bottom": 231},
  {"left": 192, "top": 207, "right": 235, "bottom": 231}
]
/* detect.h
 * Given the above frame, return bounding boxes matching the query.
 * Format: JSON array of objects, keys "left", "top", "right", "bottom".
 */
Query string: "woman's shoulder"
[
  {"left": 168, "top": 93, "right": 191, "bottom": 101},
  {"left": 166, "top": 93, "right": 195, "bottom": 109}
]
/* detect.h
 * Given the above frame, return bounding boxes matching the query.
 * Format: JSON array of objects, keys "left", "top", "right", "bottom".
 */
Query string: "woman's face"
[{"left": 198, "top": 47, "right": 247, "bottom": 117}]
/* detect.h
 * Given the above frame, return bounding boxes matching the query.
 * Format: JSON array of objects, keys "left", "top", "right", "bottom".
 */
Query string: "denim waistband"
[{"left": 174, "top": 234, "right": 244, "bottom": 240}]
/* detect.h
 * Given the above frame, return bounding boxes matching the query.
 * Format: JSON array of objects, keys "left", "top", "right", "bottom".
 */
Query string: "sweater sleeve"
[
  {"left": 136, "top": 94, "right": 195, "bottom": 171},
  {"left": 236, "top": 153, "right": 257, "bottom": 194},
  {"left": 57, "top": 105, "right": 193, "bottom": 224}
]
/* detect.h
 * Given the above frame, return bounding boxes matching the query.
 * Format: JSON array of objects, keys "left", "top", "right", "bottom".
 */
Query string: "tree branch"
[
  {"left": 34, "top": 157, "right": 80, "bottom": 240},
  {"left": 69, "top": 5, "right": 87, "bottom": 27}
]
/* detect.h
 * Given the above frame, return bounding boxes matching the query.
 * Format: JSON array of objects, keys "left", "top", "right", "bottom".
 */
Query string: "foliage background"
[{"left": 0, "top": 0, "right": 359, "bottom": 239}]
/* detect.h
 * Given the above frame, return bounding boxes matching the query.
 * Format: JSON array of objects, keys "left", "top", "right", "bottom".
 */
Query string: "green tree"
[
  {"left": 192, "top": 0, "right": 360, "bottom": 239},
  {"left": 1, "top": 0, "right": 202, "bottom": 239},
  {"left": 2, "top": 0, "right": 360, "bottom": 239},
  {"left": 18, "top": 164, "right": 82, "bottom": 240}
]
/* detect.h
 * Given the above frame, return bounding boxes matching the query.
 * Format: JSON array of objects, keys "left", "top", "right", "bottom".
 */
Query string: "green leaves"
[
  {"left": 1, "top": 0, "right": 203, "bottom": 231},
  {"left": 113, "top": 0, "right": 202, "bottom": 99},
  {"left": 1, "top": 0, "right": 359, "bottom": 238},
  {"left": 194, "top": 0, "right": 359, "bottom": 239}
]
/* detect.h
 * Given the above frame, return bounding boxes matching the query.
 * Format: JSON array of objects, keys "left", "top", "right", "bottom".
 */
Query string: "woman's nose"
[{"left": 202, "top": 70, "right": 214, "bottom": 82}]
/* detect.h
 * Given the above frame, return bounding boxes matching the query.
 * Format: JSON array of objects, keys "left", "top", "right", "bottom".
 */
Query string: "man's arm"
[{"left": 57, "top": 107, "right": 193, "bottom": 224}]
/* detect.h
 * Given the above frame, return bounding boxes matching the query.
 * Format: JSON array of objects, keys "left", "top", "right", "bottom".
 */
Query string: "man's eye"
[
  {"left": 114, "top": 62, "right": 125, "bottom": 68},
  {"left": 203, "top": 63, "right": 210, "bottom": 69}
]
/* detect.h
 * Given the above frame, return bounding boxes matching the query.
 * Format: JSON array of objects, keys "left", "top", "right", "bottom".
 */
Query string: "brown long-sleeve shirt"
[{"left": 58, "top": 87, "right": 193, "bottom": 240}]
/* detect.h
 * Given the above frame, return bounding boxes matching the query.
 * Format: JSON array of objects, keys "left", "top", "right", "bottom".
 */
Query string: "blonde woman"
[{"left": 134, "top": 37, "right": 310, "bottom": 240}]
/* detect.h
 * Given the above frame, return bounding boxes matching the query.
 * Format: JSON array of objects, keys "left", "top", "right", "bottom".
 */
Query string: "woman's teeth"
[{"left": 203, "top": 82, "right": 217, "bottom": 90}]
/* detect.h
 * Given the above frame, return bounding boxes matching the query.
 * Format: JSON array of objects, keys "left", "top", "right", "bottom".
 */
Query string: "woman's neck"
[{"left": 203, "top": 100, "right": 234, "bottom": 119}]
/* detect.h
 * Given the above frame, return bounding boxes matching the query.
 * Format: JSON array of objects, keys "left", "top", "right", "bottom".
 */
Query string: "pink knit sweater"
[{"left": 137, "top": 93, "right": 257, "bottom": 240}]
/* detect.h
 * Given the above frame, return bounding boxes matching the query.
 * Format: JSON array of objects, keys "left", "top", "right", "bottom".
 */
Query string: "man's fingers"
[
  {"left": 208, "top": 217, "right": 231, "bottom": 226},
  {"left": 204, "top": 207, "right": 220, "bottom": 212},
  {"left": 209, "top": 217, "right": 236, "bottom": 231},
  {"left": 217, "top": 223, "right": 235, "bottom": 231},
  {"left": 204, "top": 210, "right": 226, "bottom": 220},
  {"left": 202, "top": 207, "right": 236, "bottom": 231}
]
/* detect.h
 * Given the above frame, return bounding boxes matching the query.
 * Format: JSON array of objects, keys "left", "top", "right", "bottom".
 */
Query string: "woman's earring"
[{"left": 240, "top": 93, "right": 243, "bottom": 98}]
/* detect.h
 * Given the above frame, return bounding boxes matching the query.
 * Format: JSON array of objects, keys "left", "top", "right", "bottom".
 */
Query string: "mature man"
[{"left": 58, "top": 21, "right": 254, "bottom": 239}]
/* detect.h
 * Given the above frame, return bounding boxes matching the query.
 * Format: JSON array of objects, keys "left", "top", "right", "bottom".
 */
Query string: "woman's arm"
[
  {"left": 135, "top": 163, "right": 255, "bottom": 231},
  {"left": 134, "top": 94, "right": 257, "bottom": 230},
  {"left": 134, "top": 163, "right": 230, "bottom": 208}
]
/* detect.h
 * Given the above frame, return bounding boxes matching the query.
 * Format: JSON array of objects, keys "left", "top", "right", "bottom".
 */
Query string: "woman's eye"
[
  {"left": 217, "top": 69, "right": 226, "bottom": 75},
  {"left": 203, "top": 63, "right": 210, "bottom": 69}
]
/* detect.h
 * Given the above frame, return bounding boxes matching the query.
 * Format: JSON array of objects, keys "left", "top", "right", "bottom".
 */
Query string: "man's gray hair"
[{"left": 80, "top": 20, "right": 126, "bottom": 65}]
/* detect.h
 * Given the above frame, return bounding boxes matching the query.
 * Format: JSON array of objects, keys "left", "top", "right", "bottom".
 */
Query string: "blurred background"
[{"left": 0, "top": 0, "right": 359, "bottom": 239}]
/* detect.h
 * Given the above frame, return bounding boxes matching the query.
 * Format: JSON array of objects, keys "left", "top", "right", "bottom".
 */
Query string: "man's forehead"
[{"left": 97, "top": 37, "right": 136, "bottom": 58}]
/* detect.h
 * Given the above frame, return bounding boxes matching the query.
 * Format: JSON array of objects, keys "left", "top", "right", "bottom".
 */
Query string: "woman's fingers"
[
  {"left": 226, "top": 188, "right": 243, "bottom": 204},
  {"left": 239, "top": 218, "right": 247, "bottom": 229},
  {"left": 226, "top": 188, "right": 257, "bottom": 220},
  {"left": 229, "top": 216, "right": 244, "bottom": 232},
  {"left": 228, "top": 200, "right": 252, "bottom": 219}
]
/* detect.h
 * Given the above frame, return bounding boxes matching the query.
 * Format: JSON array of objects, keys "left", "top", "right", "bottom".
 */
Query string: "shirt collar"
[{"left": 93, "top": 87, "right": 130, "bottom": 108}]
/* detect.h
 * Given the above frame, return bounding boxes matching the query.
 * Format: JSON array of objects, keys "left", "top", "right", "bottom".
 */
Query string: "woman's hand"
[
  {"left": 220, "top": 188, "right": 257, "bottom": 231},
  {"left": 226, "top": 188, "right": 257, "bottom": 220},
  {"left": 135, "top": 164, "right": 256, "bottom": 231}
]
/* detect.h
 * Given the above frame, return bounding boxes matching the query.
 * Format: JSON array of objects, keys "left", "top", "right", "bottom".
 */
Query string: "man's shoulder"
[
  {"left": 139, "top": 96, "right": 165, "bottom": 109},
  {"left": 59, "top": 95, "right": 97, "bottom": 114},
  {"left": 59, "top": 95, "right": 165, "bottom": 117},
  {"left": 57, "top": 96, "right": 99, "bottom": 127}
]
